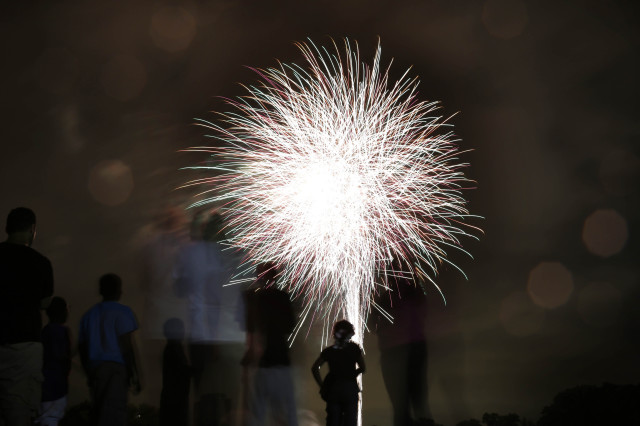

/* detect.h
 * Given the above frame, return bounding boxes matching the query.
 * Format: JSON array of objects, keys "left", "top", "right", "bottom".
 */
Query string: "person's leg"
[
  {"left": 89, "top": 367, "right": 104, "bottom": 426},
  {"left": 92, "top": 362, "right": 128, "bottom": 426},
  {"left": 342, "top": 399, "right": 359, "bottom": 426},
  {"left": 0, "top": 343, "right": 43, "bottom": 426},
  {"left": 325, "top": 401, "right": 341, "bottom": 426}
]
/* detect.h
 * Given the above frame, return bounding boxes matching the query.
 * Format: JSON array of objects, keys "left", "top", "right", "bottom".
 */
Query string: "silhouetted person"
[
  {"left": 138, "top": 206, "right": 188, "bottom": 412},
  {"left": 242, "top": 262, "right": 297, "bottom": 426},
  {"left": 376, "top": 269, "right": 432, "bottom": 426},
  {"left": 78, "top": 273, "right": 141, "bottom": 426},
  {"left": 311, "top": 320, "right": 365, "bottom": 426},
  {"left": 0, "top": 207, "right": 54, "bottom": 426},
  {"left": 174, "top": 211, "right": 245, "bottom": 426},
  {"left": 159, "top": 318, "right": 191, "bottom": 426},
  {"left": 38, "top": 297, "right": 72, "bottom": 426},
  {"left": 140, "top": 207, "right": 188, "bottom": 340}
]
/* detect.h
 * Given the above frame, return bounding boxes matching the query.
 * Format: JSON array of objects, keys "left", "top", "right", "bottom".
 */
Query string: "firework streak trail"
[{"left": 183, "top": 39, "right": 479, "bottom": 411}]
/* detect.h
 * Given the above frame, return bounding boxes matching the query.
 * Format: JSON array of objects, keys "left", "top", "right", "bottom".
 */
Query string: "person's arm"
[
  {"left": 311, "top": 354, "right": 326, "bottom": 388},
  {"left": 119, "top": 331, "right": 141, "bottom": 394},
  {"left": 355, "top": 346, "right": 366, "bottom": 377}
]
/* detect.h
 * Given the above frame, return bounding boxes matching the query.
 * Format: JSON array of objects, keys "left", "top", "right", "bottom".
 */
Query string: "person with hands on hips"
[{"left": 311, "top": 320, "right": 365, "bottom": 426}]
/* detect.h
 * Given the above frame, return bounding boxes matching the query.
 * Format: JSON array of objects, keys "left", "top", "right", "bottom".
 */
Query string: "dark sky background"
[{"left": 2, "top": 1, "right": 639, "bottom": 425}]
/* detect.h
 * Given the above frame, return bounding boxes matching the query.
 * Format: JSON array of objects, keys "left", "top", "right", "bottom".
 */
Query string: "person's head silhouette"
[
  {"left": 332, "top": 319, "right": 355, "bottom": 343},
  {"left": 99, "top": 273, "right": 122, "bottom": 301},
  {"left": 46, "top": 296, "right": 68, "bottom": 324},
  {"left": 163, "top": 317, "right": 185, "bottom": 341},
  {"left": 5, "top": 207, "right": 37, "bottom": 247}
]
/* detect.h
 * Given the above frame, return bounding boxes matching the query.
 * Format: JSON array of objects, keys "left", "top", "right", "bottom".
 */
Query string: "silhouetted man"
[
  {"left": 174, "top": 212, "right": 244, "bottom": 426},
  {"left": 138, "top": 207, "right": 188, "bottom": 411},
  {"left": 0, "top": 207, "right": 54, "bottom": 426},
  {"left": 79, "top": 274, "right": 141, "bottom": 426},
  {"left": 243, "top": 262, "right": 297, "bottom": 426}
]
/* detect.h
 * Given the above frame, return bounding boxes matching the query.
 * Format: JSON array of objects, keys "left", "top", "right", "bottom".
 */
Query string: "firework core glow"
[{"left": 185, "top": 39, "right": 479, "bottom": 346}]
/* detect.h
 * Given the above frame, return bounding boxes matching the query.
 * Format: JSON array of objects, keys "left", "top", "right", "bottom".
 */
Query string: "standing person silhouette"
[
  {"left": 38, "top": 297, "right": 72, "bottom": 426},
  {"left": 242, "top": 262, "right": 297, "bottom": 426},
  {"left": 311, "top": 320, "right": 365, "bottom": 426},
  {"left": 174, "top": 211, "right": 244, "bottom": 426},
  {"left": 138, "top": 207, "right": 188, "bottom": 412},
  {"left": 78, "top": 273, "right": 141, "bottom": 426},
  {"left": 0, "top": 207, "right": 54, "bottom": 426}
]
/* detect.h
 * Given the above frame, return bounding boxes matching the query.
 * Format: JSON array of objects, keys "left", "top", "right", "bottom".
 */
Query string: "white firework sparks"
[{"left": 185, "top": 39, "right": 478, "bottom": 344}]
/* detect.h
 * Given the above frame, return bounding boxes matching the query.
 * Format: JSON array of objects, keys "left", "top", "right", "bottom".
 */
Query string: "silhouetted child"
[
  {"left": 38, "top": 297, "right": 72, "bottom": 426},
  {"left": 311, "top": 320, "right": 366, "bottom": 426},
  {"left": 159, "top": 318, "right": 191, "bottom": 426},
  {"left": 78, "top": 273, "right": 141, "bottom": 426}
]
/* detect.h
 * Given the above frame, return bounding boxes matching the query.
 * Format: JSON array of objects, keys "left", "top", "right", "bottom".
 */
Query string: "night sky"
[{"left": 1, "top": 1, "right": 639, "bottom": 425}]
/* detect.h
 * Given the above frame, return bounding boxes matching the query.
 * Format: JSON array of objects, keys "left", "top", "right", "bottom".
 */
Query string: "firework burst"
[{"left": 184, "top": 39, "right": 478, "bottom": 343}]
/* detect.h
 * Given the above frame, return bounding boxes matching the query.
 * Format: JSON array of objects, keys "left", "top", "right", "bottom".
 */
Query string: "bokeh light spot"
[
  {"left": 582, "top": 209, "right": 628, "bottom": 257},
  {"left": 482, "top": 0, "right": 528, "bottom": 39},
  {"left": 527, "top": 262, "right": 573, "bottom": 309},
  {"left": 500, "top": 291, "right": 545, "bottom": 336},
  {"left": 101, "top": 55, "right": 147, "bottom": 101},
  {"left": 577, "top": 282, "right": 621, "bottom": 328},
  {"left": 35, "top": 47, "right": 78, "bottom": 94},
  {"left": 150, "top": 7, "right": 197, "bottom": 53},
  {"left": 88, "top": 160, "right": 134, "bottom": 206}
]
